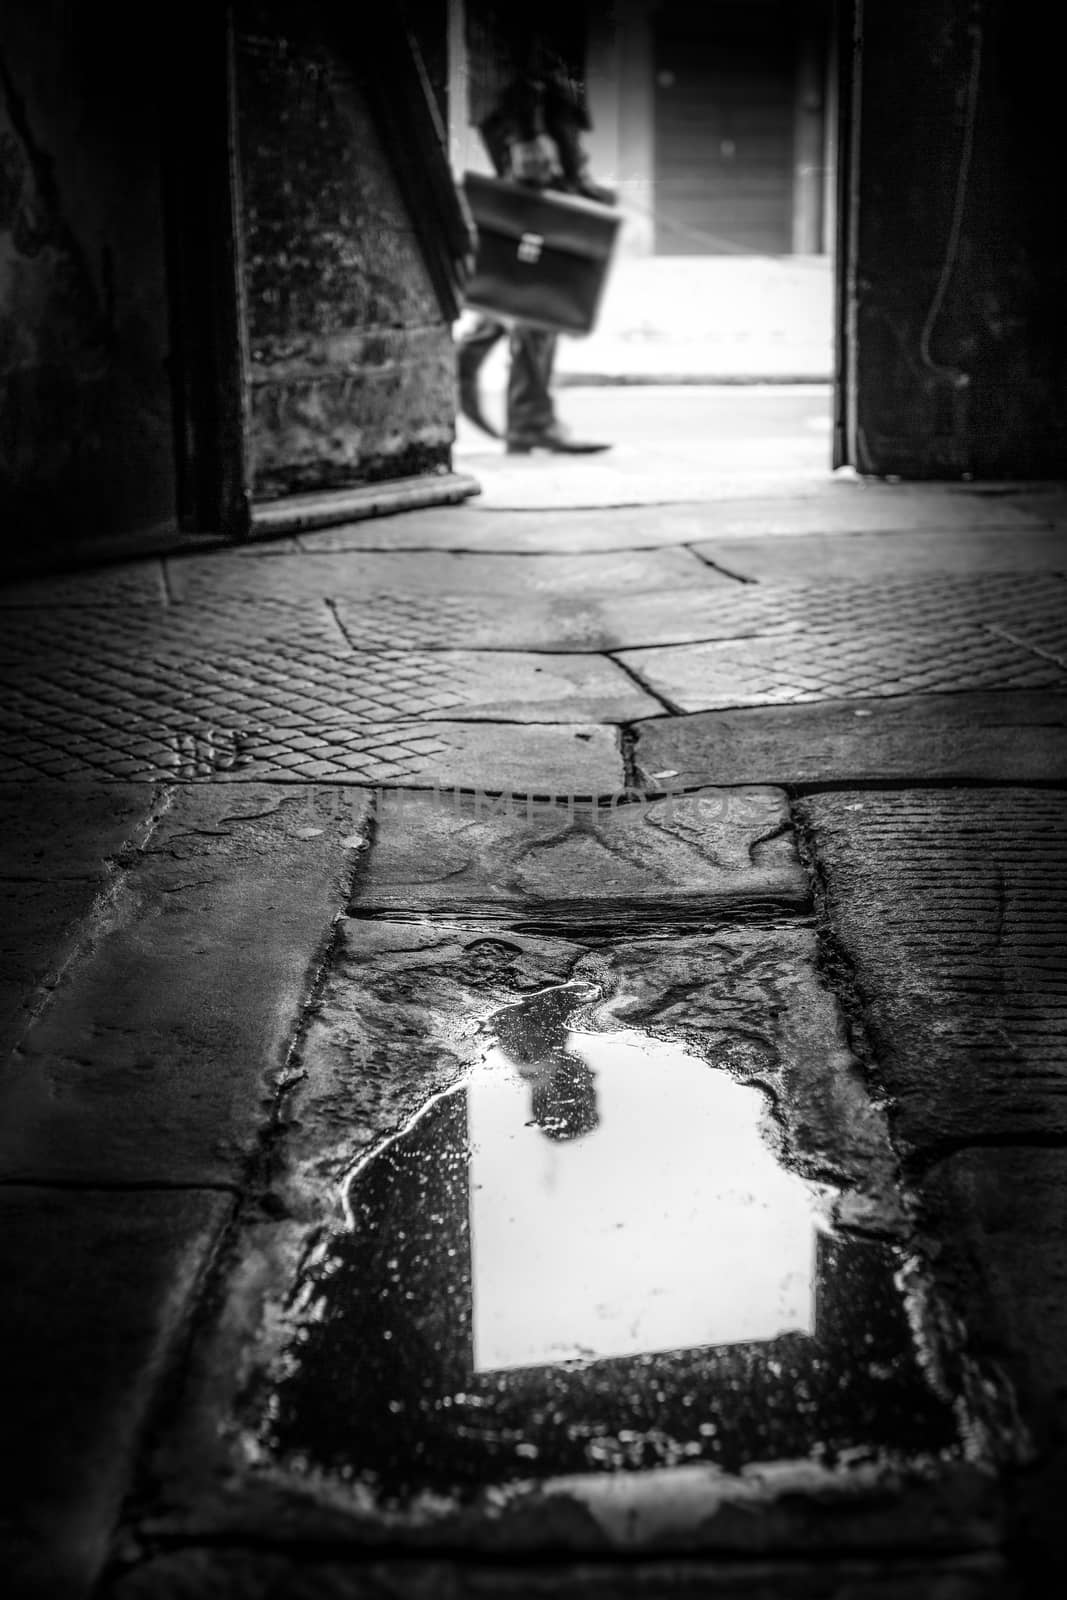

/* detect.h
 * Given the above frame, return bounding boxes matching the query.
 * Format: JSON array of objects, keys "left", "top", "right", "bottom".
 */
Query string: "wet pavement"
[
  {"left": 2, "top": 393, "right": 1066, "bottom": 1597},
  {"left": 258, "top": 994, "right": 961, "bottom": 1501}
]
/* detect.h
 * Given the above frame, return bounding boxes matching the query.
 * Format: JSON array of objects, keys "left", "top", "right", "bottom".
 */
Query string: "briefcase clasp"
[{"left": 517, "top": 232, "right": 544, "bottom": 264}]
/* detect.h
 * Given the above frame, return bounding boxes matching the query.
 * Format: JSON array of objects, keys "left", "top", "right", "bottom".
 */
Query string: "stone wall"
[
  {"left": 0, "top": 2, "right": 459, "bottom": 563},
  {"left": 235, "top": 2, "right": 456, "bottom": 501},
  {"left": 0, "top": 4, "right": 178, "bottom": 565}
]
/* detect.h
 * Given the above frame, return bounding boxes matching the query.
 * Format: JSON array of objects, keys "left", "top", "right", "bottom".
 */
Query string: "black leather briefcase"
[{"left": 461, "top": 173, "right": 622, "bottom": 336}]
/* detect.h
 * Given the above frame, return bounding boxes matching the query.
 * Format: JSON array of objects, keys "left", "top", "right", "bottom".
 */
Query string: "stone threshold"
[{"left": 252, "top": 473, "right": 482, "bottom": 537}]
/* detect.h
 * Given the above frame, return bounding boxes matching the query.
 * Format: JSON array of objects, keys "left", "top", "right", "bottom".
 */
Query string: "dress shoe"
[{"left": 506, "top": 424, "right": 612, "bottom": 455}]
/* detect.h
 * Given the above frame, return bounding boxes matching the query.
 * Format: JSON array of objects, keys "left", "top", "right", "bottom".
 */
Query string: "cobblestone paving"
[
  {"left": 620, "top": 627, "right": 1067, "bottom": 711},
  {"left": 0, "top": 639, "right": 646, "bottom": 780},
  {"left": 2, "top": 565, "right": 1066, "bottom": 778},
  {"left": 0, "top": 710, "right": 620, "bottom": 786},
  {"left": 618, "top": 572, "right": 1067, "bottom": 710},
  {"left": 5, "top": 475, "right": 1065, "bottom": 1597},
  {"left": 0, "top": 597, "right": 346, "bottom": 665},
  {"left": 0, "top": 562, "right": 169, "bottom": 608},
  {"left": 714, "top": 571, "right": 1067, "bottom": 636},
  {"left": 330, "top": 571, "right": 1067, "bottom": 650}
]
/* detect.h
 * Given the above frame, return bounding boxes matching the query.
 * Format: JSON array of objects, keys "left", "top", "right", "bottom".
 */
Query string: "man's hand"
[{"left": 509, "top": 135, "right": 560, "bottom": 187}]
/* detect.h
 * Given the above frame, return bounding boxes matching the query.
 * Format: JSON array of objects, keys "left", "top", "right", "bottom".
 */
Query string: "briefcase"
[{"left": 461, "top": 173, "right": 622, "bottom": 337}]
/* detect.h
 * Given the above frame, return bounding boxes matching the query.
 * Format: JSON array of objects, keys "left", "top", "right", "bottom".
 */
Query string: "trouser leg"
[
  {"left": 456, "top": 314, "right": 508, "bottom": 437},
  {"left": 457, "top": 313, "right": 507, "bottom": 377},
  {"left": 506, "top": 324, "right": 558, "bottom": 439}
]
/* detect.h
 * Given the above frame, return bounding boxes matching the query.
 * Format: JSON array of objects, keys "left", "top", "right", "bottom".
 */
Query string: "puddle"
[{"left": 255, "top": 984, "right": 962, "bottom": 1498}]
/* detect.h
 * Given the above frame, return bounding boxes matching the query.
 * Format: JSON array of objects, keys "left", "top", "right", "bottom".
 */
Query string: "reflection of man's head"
[
  {"left": 530, "top": 1057, "right": 599, "bottom": 1142},
  {"left": 490, "top": 984, "right": 579, "bottom": 1070},
  {"left": 488, "top": 983, "right": 601, "bottom": 1141}
]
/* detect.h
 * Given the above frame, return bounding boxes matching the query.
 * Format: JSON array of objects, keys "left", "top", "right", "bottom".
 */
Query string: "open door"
[
  {"left": 228, "top": 0, "right": 475, "bottom": 535},
  {"left": 164, "top": 2, "right": 475, "bottom": 543}
]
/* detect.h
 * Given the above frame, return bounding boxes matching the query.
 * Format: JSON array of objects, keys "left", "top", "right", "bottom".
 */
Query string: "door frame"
[
  {"left": 161, "top": 5, "right": 252, "bottom": 539},
  {"left": 831, "top": 0, "right": 860, "bottom": 471}
]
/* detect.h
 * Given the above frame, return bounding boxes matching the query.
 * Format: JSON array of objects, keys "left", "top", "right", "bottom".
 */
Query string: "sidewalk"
[
  {"left": 464, "top": 256, "right": 835, "bottom": 386},
  {"left": 3, "top": 420, "right": 1066, "bottom": 1598}
]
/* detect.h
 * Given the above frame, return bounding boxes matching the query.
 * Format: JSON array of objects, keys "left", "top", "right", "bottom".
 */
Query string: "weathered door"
[
  {"left": 231, "top": 1, "right": 462, "bottom": 505},
  {"left": 834, "top": 0, "right": 1067, "bottom": 477}
]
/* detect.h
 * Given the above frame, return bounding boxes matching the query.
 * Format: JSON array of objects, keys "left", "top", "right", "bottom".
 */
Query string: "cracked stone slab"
[
  {"left": 232, "top": 723, "right": 624, "bottom": 791},
  {"left": 128, "top": 918, "right": 1006, "bottom": 1562},
  {"left": 276, "top": 918, "right": 902, "bottom": 1221},
  {"left": 0, "top": 618, "right": 658, "bottom": 725},
  {"left": 295, "top": 483, "right": 1057, "bottom": 556},
  {"left": 277, "top": 920, "right": 583, "bottom": 1207},
  {"left": 292, "top": 571, "right": 1061, "bottom": 654},
  {"left": 1, "top": 881, "right": 107, "bottom": 1061},
  {"left": 301, "top": 503, "right": 729, "bottom": 554},
  {"left": 986, "top": 615, "right": 1067, "bottom": 669},
  {"left": 0, "top": 785, "right": 370, "bottom": 1186},
  {"left": 354, "top": 788, "right": 808, "bottom": 924},
  {"left": 0, "top": 783, "right": 159, "bottom": 1058},
  {"left": 0, "top": 781, "right": 159, "bottom": 878},
  {"left": 618, "top": 628, "right": 1067, "bottom": 711},
  {"left": 102, "top": 1549, "right": 1012, "bottom": 1600},
  {"left": 0, "top": 711, "right": 624, "bottom": 789},
  {"left": 694, "top": 527, "right": 1067, "bottom": 583},
  {"left": 1, "top": 1186, "right": 232, "bottom": 1600},
  {"left": 665, "top": 571, "right": 1067, "bottom": 640},
  {"left": 165, "top": 547, "right": 714, "bottom": 604},
  {"left": 330, "top": 584, "right": 740, "bottom": 652},
  {"left": 796, "top": 789, "right": 1067, "bottom": 1157},
  {"left": 199, "top": 648, "right": 657, "bottom": 724},
  {"left": 3, "top": 638, "right": 641, "bottom": 724},
  {"left": 633, "top": 692, "right": 1067, "bottom": 788},
  {"left": 342, "top": 650, "right": 660, "bottom": 723}
]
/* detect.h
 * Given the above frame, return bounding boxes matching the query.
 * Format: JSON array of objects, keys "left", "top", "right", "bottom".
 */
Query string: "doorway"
[
  {"left": 652, "top": 0, "right": 799, "bottom": 259},
  {"left": 450, "top": 0, "right": 839, "bottom": 496}
]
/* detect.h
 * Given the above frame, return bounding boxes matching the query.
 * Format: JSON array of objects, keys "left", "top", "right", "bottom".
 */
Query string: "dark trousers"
[{"left": 458, "top": 314, "right": 558, "bottom": 439}]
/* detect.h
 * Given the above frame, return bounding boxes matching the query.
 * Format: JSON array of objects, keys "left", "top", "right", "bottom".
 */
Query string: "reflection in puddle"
[
  {"left": 258, "top": 985, "right": 962, "bottom": 1497},
  {"left": 470, "top": 1031, "right": 814, "bottom": 1370}
]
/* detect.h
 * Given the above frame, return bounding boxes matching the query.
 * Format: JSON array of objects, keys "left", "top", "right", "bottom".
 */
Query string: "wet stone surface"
[
  {"left": 250, "top": 985, "right": 963, "bottom": 1504},
  {"left": 794, "top": 788, "right": 1067, "bottom": 1155},
  {"left": 354, "top": 788, "right": 808, "bottom": 926},
  {"left": 279, "top": 919, "right": 901, "bottom": 1227},
  {"left": 633, "top": 692, "right": 1067, "bottom": 789}
]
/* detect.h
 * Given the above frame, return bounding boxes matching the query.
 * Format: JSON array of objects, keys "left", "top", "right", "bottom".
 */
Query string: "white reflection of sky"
[{"left": 468, "top": 1031, "right": 816, "bottom": 1373}]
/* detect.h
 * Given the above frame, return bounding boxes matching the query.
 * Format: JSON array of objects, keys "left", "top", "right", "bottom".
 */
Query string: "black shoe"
[
  {"left": 457, "top": 350, "right": 500, "bottom": 440},
  {"left": 506, "top": 424, "right": 612, "bottom": 455}
]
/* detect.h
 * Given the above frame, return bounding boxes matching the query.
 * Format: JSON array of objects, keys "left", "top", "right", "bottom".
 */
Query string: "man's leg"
[
  {"left": 506, "top": 325, "right": 558, "bottom": 442},
  {"left": 506, "top": 325, "right": 611, "bottom": 454},
  {"left": 457, "top": 314, "right": 507, "bottom": 438}
]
